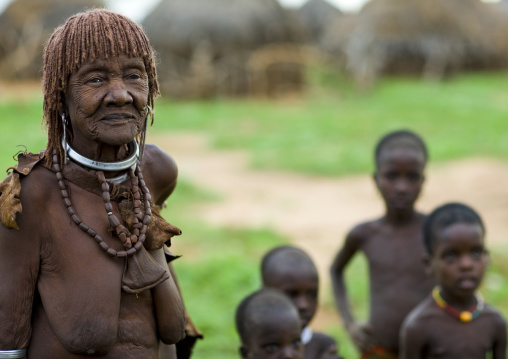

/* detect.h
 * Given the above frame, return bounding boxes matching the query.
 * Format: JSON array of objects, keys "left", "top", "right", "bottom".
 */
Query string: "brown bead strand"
[
  {"left": 53, "top": 150, "right": 152, "bottom": 258},
  {"left": 96, "top": 165, "right": 151, "bottom": 250}
]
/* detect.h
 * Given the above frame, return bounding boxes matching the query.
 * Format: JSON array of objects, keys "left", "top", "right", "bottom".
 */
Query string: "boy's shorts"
[{"left": 361, "top": 346, "right": 398, "bottom": 359}]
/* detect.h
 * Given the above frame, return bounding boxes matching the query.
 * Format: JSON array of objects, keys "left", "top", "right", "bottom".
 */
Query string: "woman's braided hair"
[{"left": 42, "top": 8, "right": 159, "bottom": 167}]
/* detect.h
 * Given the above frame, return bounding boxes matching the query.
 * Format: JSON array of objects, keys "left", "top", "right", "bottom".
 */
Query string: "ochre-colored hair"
[{"left": 42, "top": 8, "right": 159, "bottom": 167}]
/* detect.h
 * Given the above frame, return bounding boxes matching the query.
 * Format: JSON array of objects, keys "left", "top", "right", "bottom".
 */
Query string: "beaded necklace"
[
  {"left": 432, "top": 286, "right": 484, "bottom": 322},
  {"left": 52, "top": 149, "right": 152, "bottom": 258}
]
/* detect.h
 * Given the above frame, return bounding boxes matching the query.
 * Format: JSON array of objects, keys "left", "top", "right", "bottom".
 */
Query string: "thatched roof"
[
  {"left": 297, "top": 0, "right": 342, "bottom": 42},
  {"left": 0, "top": 0, "right": 106, "bottom": 80},
  {"left": 142, "top": 0, "right": 308, "bottom": 98},
  {"left": 321, "top": 0, "right": 508, "bottom": 88}
]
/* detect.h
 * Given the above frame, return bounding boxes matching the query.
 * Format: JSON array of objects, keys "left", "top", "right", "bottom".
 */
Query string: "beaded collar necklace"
[
  {"left": 62, "top": 139, "right": 139, "bottom": 184},
  {"left": 432, "top": 286, "right": 484, "bottom": 322},
  {"left": 52, "top": 149, "right": 152, "bottom": 258}
]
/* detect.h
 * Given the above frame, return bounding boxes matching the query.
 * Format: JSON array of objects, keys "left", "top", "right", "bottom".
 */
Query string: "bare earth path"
[{"left": 150, "top": 132, "right": 508, "bottom": 327}]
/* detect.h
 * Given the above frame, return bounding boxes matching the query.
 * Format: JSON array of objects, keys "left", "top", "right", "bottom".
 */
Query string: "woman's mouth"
[{"left": 102, "top": 113, "right": 135, "bottom": 122}]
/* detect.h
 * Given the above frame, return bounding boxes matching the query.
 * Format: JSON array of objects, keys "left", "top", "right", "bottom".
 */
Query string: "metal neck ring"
[
  {"left": 0, "top": 349, "right": 28, "bottom": 359},
  {"left": 63, "top": 139, "right": 139, "bottom": 172}
]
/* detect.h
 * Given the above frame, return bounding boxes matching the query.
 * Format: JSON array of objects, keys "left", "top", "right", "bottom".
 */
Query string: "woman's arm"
[
  {"left": 149, "top": 248, "right": 186, "bottom": 345},
  {"left": 0, "top": 175, "right": 41, "bottom": 355}
]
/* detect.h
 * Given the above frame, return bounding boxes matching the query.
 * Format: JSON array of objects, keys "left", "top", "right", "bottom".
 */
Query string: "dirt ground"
[{"left": 150, "top": 132, "right": 508, "bottom": 328}]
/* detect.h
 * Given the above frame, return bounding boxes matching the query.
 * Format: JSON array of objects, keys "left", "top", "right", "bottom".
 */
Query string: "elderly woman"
[{"left": 0, "top": 9, "right": 189, "bottom": 358}]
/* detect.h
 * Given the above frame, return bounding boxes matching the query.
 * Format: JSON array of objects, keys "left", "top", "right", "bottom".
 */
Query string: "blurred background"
[{"left": 1, "top": 0, "right": 508, "bottom": 358}]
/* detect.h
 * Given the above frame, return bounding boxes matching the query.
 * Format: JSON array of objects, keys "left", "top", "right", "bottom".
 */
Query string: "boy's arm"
[
  {"left": 492, "top": 314, "right": 507, "bottom": 359},
  {"left": 330, "top": 226, "right": 372, "bottom": 351},
  {"left": 399, "top": 316, "right": 425, "bottom": 359}
]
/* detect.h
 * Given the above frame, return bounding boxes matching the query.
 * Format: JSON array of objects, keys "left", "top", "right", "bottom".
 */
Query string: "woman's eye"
[
  {"left": 127, "top": 73, "right": 141, "bottom": 80},
  {"left": 263, "top": 343, "right": 279, "bottom": 353},
  {"left": 88, "top": 77, "right": 102, "bottom": 84}
]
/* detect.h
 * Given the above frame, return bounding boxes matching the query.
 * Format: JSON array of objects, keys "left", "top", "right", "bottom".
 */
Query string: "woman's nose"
[{"left": 104, "top": 80, "right": 133, "bottom": 106}]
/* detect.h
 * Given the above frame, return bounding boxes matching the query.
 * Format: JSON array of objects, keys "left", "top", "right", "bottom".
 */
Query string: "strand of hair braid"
[{"left": 52, "top": 150, "right": 152, "bottom": 258}]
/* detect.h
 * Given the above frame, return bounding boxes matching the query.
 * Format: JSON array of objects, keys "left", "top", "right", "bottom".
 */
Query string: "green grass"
[
  {"left": 2, "top": 70, "right": 508, "bottom": 173},
  {"left": 1, "top": 69, "right": 508, "bottom": 358},
  {"left": 160, "top": 181, "right": 289, "bottom": 359},
  {"left": 148, "top": 70, "right": 508, "bottom": 176}
]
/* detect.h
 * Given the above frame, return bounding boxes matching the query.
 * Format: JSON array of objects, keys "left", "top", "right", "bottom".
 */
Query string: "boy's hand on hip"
[{"left": 348, "top": 321, "right": 374, "bottom": 352}]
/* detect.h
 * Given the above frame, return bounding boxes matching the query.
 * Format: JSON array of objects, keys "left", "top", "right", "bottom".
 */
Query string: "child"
[
  {"left": 400, "top": 202, "right": 507, "bottom": 359},
  {"left": 330, "top": 130, "right": 435, "bottom": 358},
  {"left": 235, "top": 288, "right": 304, "bottom": 359},
  {"left": 261, "top": 245, "right": 341, "bottom": 359}
]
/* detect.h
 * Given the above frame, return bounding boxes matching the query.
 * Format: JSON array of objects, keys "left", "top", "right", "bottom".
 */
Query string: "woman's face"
[{"left": 64, "top": 54, "right": 149, "bottom": 150}]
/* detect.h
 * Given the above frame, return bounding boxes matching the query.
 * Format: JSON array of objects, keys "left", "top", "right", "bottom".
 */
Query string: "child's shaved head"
[
  {"left": 261, "top": 246, "right": 319, "bottom": 329},
  {"left": 375, "top": 130, "right": 427, "bottom": 168},
  {"left": 423, "top": 202, "right": 485, "bottom": 255},
  {"left": 261, "top": 245, "right": 318, "bottom": 284},
  {"left": 235, "top": 288, "right": 301, "bottom": 348}
]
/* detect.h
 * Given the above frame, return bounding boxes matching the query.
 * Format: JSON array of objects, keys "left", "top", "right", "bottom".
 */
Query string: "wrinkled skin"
[{"left": 0, "top": 54, "right": 186, "bottom": 358}]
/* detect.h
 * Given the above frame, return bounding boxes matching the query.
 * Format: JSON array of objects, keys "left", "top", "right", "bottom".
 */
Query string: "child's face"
[
  {"left": 375, "top": 148, "right": 425, "bottom": 213},
  {"left": 430, "top": 222, "right": 487, "bottom": 298},
  {"left": 244, "top": 311, "right": 304, "bottom": 359},
  {"left": 265, "top": 267, "right": 318, "bottom": 329}
]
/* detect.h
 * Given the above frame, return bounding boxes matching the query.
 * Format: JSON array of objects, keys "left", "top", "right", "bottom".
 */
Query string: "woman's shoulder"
[
  {"left": 142, "top": 144, "right": 178, "bottom": 179},
  {"left": 0, "top": 151, "right": 55, "bottom": 232},
  {"left": 140, "top": 144, "right": 178, "bottom": 206}
]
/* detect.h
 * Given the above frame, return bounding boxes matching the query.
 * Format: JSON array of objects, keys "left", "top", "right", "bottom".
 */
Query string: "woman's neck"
[{"left": 70, "top": 138, "right": 130, "bottom": 163}]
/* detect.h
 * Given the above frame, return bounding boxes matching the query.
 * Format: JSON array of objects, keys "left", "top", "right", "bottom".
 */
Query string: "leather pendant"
[{"left": 122, "top": 245, "right": 169, "bottom": 293}]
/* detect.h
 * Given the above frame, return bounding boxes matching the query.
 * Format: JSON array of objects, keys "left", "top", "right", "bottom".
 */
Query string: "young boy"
[
  {"left": 400, "top": 202, "right": 507, "bottom": 359},
  {"left": 261, "top": 246, "right": 341, "bottom": 359},
  {"left": 330, "top": 130, "right": 435, "bottom": 358},
  {"left": 235, "top": 288, "right": 304, "bottom": 359}
]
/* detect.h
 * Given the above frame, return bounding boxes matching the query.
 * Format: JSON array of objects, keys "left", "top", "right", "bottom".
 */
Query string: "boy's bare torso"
[
  {"left": 403, "top": 297, "right": 506, "bottom": 359},
  {"left": 353, "top": 214, "right": 434, "bottom": 352}
]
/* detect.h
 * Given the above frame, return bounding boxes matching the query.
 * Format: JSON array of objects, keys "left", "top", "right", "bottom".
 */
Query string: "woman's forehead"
[{"left": 76, "top": 55, "right": 146, "bottom": 73}]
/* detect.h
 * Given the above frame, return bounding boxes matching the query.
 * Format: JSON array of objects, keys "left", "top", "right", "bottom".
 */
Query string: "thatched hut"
[
  {"left": 142, "top": 0, "right": 309, "bottom": 98},
  {"left": 297, "top": 0, "right": 342, "bottom": 42},
  {"left": 321, "top": 0, "right": 508, "bottom": 89},
  {"left": 0, "top": 0, "right": 105, "bottom": 80}
]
